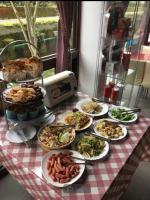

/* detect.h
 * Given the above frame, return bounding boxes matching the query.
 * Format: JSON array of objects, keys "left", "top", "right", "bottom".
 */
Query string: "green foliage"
[
  {"left": 0, "top": 16, "right": 59, "bottom": 27},
  {"left": 43, "top": 68, "right": 55, "bottom": 78}
]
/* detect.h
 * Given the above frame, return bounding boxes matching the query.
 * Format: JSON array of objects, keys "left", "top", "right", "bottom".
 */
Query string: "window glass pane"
[
  {"left": 0, "top": 1, "right": 59, "bottom": 60},
  {"left": 43, "top": 68, "right": 55, "bottom": 78},
  {"left": 125, "top": 1, "right": 146, "bottom": 40}
]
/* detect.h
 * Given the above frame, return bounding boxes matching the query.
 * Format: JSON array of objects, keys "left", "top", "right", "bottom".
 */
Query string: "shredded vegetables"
[
  {"left": 75, "top": 133, "right": 105, "bottom": 158},
  {"left": 39, "top": 125, "right": 74, "bottom": 148}
]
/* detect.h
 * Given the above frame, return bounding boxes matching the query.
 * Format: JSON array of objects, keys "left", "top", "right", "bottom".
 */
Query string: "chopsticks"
[
  {"left": 92, "top": 97, "right": 105, "bottom": 103},
  {"left": 70, "top": 162, "right": 93, "bottom": 166},
  {"left": 92, "top": 97, "right": 111, "bottom": 104},
  {"left": 70, "top": 156, "right": 86, "bottom": 161},
  {"left": 69, "top": 156, "right": 94, "bottom": 166},
  {"left": 121, "top": 108, "right": 141, "bottom": 114},
  {"left": 48, "top": 124, "right": 75, "bottom": 128}
]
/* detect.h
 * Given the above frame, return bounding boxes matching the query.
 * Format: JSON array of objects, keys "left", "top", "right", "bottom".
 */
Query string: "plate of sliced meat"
[{"left": 42, "top": 150, "right": 85, "bottom": 187}]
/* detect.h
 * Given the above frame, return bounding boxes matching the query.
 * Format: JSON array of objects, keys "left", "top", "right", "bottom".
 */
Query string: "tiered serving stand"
[{"left": 0, "top": 40, "right": 54, "bottom": 143}]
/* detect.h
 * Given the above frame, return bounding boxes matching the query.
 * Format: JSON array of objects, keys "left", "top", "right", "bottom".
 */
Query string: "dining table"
[{"left": 0, "top": 91, "right": 150, "bottom": 200}]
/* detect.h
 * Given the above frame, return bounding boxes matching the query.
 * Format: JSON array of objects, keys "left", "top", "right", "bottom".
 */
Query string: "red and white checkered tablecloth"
[{"left": 0, "top": 92, "right": 150, "bottom": 200}]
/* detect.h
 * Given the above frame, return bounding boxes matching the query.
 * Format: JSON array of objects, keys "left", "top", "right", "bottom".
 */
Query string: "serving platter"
[
  {"left": 42, "top": 150, "right": 85, "bottom": 188},
  {"left": 37, "top": 123, "right": 76, "bottom": 151},
  {"left": 108, "top": 105, "right": 138, "bottom": 123},
  {"left": 76, "top": 99, "right": 109, "bottom": 117},
  {"left": 6, "top": 125, "right": 36, "bottom": 143},
  {"left": 71, "top": 132, "right": 109, "bottom": 161},
  {"left": 93, "top": 118, "right": 128, "bottom": 141},
  {"left": 62, "top": 111, "right": 93, "bottom": 132}
]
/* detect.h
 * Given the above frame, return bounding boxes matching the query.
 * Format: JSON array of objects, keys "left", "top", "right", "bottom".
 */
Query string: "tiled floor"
[
  {"left": 0, "top": 174, "right": 33, "bottom": 200},
  {"left": 120, "top": 96, "right": 150, "bottom": 200},
  {"left": 0, "top": 95, "right": 150, "bottom": 200},
  {"left": 120, "top": 162, "right": 150, "bottom": 200}
]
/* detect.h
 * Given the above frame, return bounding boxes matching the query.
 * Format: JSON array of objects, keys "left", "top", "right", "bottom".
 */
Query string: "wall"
[{"left": 78, "top": 1, "right": 106, "bottom": 97}]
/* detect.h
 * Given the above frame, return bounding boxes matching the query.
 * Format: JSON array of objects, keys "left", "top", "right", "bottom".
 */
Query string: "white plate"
[
  {"left": 6, "top": 125, "right": 36, "bottom": 143},
  {"left": 76, "top": 99, "right": 109, "bottom": 117},
  {"left": 62, "top": 111, "right": 93, "bottom": 131},
  {"left": 37, "top": 124, "right": 76, "bottom": 150},
  {"left": 93, "top": 118, "right": 128, "bottom": 141},
  {"left": 71, "top": 132, "right": 109, "bottom": 161},
  {"left": 108, "top": 105, "right": 138, "bottom": 123},
  {"left": 42, "top": 150, "right": 85, "bottom": 188}
]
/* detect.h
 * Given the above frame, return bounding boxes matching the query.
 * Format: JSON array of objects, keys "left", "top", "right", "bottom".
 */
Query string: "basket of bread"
[{"left": 0, "top": 40, "right": 43, "bottom": 82}]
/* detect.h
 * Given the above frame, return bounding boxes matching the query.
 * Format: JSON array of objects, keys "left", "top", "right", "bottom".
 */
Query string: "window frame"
[{"left": 0, "top": 1, "right": 81, "bottom": 76}]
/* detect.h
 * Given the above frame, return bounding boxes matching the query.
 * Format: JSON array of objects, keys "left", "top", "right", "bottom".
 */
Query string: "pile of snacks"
[
  {"left": 4, "top": 84, "right": 43, "bottom": 104},
  {"left": 2, "top": 56, "right": 43, "bottom": 82},
  {"left": 3, "top": 83, "right": 45, "bottom": 121}
]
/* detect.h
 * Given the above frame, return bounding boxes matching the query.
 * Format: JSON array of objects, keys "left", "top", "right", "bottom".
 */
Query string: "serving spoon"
[
  {"left": 92, "top": 97, "right": 109, "bottom": 103},
  {"left": 120, "top": 108, "right": 141, "bottom": 114}
]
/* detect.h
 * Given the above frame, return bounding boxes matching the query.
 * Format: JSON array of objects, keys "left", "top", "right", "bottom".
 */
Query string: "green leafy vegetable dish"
[
  {"left": 74, "top": 133, "right": 105, "bottom": 158},
  {"left": 110, "top": 108, "right": 135, "bottom": 121}
]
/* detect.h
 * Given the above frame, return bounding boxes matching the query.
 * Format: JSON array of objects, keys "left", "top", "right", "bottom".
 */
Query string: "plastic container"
[
  {"left": 38, "top": 104, "right": 46, "bottom": 115},
  {"left": 29, "top": 109, "right": 39, "bottom": 119},
  {"left": 109, "top": 81, "right": 115, "bottom": 89},
  {"left": 17, "top": 112, "right": 28, "bottom": 121},
  {"left": 103, "top": 85, "right": 112, "bottom": 100},
  {"left": 110, "top": 87, "right": 119, "bottom": 103},
  {"left": 6, "top": 110, "right": 17, "bottom": 119}
]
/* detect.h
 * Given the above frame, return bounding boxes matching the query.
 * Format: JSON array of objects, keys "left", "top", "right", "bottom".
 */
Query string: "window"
[
  {"left": 0, "top": 1, "right": 80, "bottom": 75},
  {"left": 125, "top": 1, "right": 146, "bottom": 41}
]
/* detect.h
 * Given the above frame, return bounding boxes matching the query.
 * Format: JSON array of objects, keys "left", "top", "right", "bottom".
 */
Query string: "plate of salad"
[
  {"left": 108, "top": 106, "right": 138, "bottom": 123},
  {"left": 71, "top": 132, "right": 109, "bottom": 160}
]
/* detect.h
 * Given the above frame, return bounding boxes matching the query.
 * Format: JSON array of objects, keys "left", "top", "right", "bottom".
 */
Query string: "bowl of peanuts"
[
  {"left": 37, "top": 123, "right": 76, "bottom": 151},
  {"left": 42, "top": 149, "right": 85, "bottom": 187}
]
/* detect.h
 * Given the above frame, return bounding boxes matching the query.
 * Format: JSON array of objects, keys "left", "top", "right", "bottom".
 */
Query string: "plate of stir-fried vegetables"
[
  {"left": 93, "top": 118, "right": 127, "bottom": 141},
  {"left": 108, "top": 106, "right": 138, "bottom": 123},
  {"left": 71, "top": 132, "right": 109, "bottom": 160},
  {"left": 62, "top": 111, "right": 93, "bottom": 131}
]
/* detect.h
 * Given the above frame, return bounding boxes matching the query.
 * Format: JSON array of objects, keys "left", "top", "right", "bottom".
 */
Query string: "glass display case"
[{"left": 97, "top": 1, "right": 148, "bottom": 107}]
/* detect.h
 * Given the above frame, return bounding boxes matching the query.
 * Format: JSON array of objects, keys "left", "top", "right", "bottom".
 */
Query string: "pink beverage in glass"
[
  {"left": 122, "top": 52, "right": 131, "bottom": 71},
  {"left": 111, "top": 87, "right": 119, "bottom": 102},
  {"left": 103, "top": 85, "right": 112, "bottom": 99},
  {"left": 109, "top": 81, "right": 115, "bottom": 89}
]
